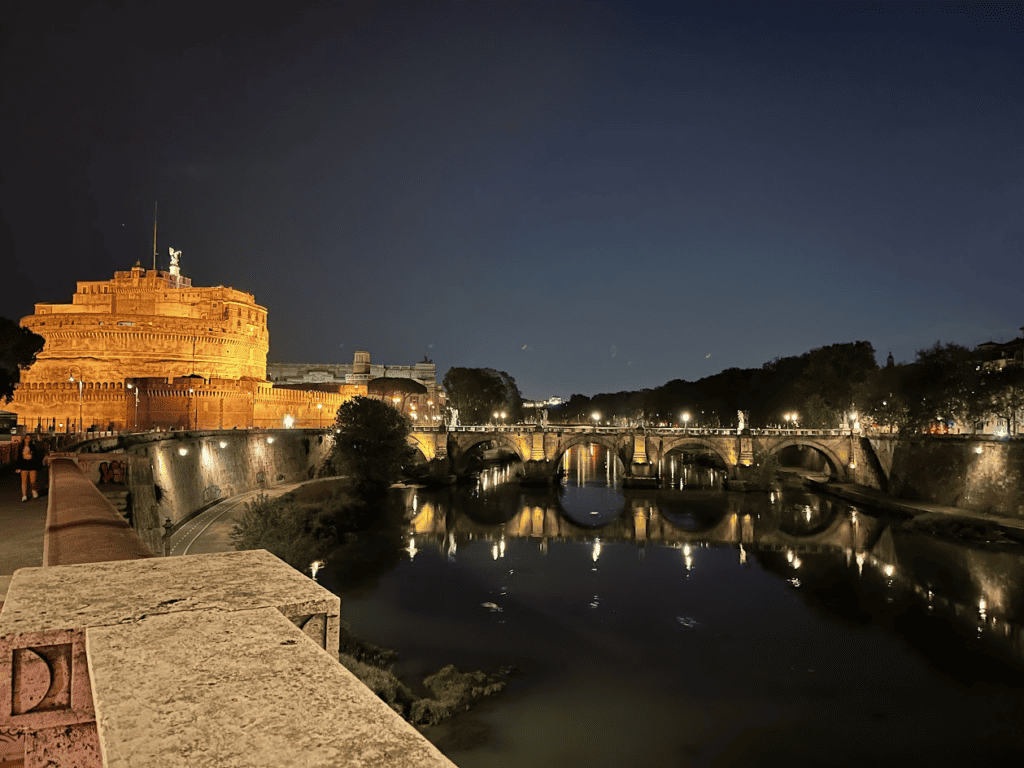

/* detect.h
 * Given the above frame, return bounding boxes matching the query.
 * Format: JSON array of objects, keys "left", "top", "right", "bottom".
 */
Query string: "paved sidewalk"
[{"left": 0, "top": 468, "right": 49, "bottom": 604}]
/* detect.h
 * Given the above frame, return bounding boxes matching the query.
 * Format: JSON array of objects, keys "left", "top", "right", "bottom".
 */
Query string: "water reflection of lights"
[
  {"left": 591, "top": 538, "right": 602, "bottom": 562},
  {"left": 855, "top": 551, "right": 866, "bottom": 576},
  {"left": 788, "top": 577, "right": 801, "bottom": 588},
  {"left": 446, "top": 532, "right": 457, "bottom": 560},
  {"left": 979, "top": 598, "right": 988, "bottom": 621},
  {"left": 883, "top": 564, "right": 895, "bottom": 578},
  {"left": 739, "top": 544, "right": 747, "bottom": 565},
  {"left": 407, "top": 537, "right": 418, "bottom": 560},
  {"left": 682, "top": 543, "right": 694, "bottom": 571},
  {"left": 492, "top": 543, "right": 499, "bottom": 560}
]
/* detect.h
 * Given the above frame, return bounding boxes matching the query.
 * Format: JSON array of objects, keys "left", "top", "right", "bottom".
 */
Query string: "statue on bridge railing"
[
  {"left": 737, "top": 410, "right": 746, "bottom": 433},
  {"left": 447, "top": 408, "right": 460, "bottom": 429}
]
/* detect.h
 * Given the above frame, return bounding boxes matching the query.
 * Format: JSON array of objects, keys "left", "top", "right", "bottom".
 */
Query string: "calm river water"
[{"left": 320, "top": 445, "right": 1024, "bottom": 767}]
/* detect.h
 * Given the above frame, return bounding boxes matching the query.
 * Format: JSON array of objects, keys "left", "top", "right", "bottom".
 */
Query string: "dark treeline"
[
  {"left": 547, "top": 340, "right": 1024, "bottom": 433},
  {"left": 552, "top": 341, "right": 880, "bottom": 429}
]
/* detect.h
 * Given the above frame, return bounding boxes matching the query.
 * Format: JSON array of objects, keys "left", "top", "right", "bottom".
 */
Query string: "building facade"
[
  {"left": 8, "top": 263, "right": 364, "bottom": 432},
  {"left": 268, "top": 353, "right": 446, "bottom": 424}
]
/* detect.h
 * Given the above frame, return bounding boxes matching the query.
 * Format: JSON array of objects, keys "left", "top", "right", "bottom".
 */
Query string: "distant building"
[
  {"left": 268, "top": 353, "right": 446, "bottom": 425},
  {"left": 523, "top": 396, "right": 564, "bottom": 409},
  {"left": 976, "top": 327, "right": 1024, "bottom": 370},
  {"left": 8, "top": 261, "right": 364, "bottom": 432}
]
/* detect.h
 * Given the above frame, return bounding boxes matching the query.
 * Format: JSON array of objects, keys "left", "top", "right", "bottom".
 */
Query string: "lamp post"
[
  {"left": 681, "top": 412, "right": 691, "bottom": 430},
  {"left": 68, "top": 366, "right": 84, "bottom": 434},
  {"left": 127, "top": 381, "right": 140, "bottom": 432},
  {"left": 317, "top": 401, "right": 323, "bottom": 428},
  {"left": 592, "top": 412, "right": 600, "bottom": 432},
  {"left": 188, "top": 387, "right": 195, "bottom": 430}
]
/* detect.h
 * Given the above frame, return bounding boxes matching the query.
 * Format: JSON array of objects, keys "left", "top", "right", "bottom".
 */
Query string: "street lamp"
[
  {"left": 592, "top": 412, "right": 600, "bottom": 431},
  {"left": 681, "top": 412, "right": 691, "bottom": 429},
  {"left": 126, "top": 381, "right": 140, "bottom": 432},
  {"left": 67, "top": 366, "right": 84, "bottom": 434},
  {"left": 317, "top": 401, "right": 323, "bottom": 428},
  {"left": 188, "top": 387, "right": 197, "bottom": 430}
]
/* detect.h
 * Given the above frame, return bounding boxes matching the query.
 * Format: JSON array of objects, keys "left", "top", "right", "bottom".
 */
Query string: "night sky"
[{"left": 3, "top": 2, "right": 1023, "bottom": 399}]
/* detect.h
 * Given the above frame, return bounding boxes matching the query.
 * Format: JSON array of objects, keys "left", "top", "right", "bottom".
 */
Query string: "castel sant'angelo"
[{"left": 8, "top": 255, "right": 368, "bottom": 431}]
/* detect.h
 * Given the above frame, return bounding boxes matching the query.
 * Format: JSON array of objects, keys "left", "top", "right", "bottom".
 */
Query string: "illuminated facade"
[
  {"left": 269, "top": 353, "right": 446, "bottom": 424},
  {"left": 9, "top": 263, "right": 364, "bottom": 431}
]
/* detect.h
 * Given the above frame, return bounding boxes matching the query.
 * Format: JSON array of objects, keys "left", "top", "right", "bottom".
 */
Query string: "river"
[{"left": 319, "top": 444, "right": 1024, "bottom": 767}]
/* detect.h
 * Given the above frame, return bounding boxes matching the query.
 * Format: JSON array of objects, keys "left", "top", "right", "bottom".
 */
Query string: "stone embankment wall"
[
  {"left": 886, "top": 436, "right": 1024, "bottom": 518},
  {"left": 75, "top": 429, "right": 335, "bottom": 539}
]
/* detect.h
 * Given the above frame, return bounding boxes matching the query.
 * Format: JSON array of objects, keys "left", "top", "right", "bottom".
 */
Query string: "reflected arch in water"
[
  {"left": 657, "top": 492, "right": 733, "bottom": 534},
  {"left": 556, "top": 483, "right": 628, "bottom": 528},
  {"left": 777, "top": 496, "right": 840, "bottom": 537}
]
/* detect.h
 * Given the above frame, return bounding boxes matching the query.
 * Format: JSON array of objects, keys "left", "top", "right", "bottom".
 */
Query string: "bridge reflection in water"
[{"left": 399, "top": 443, "right": 1024, "bottom": 678}]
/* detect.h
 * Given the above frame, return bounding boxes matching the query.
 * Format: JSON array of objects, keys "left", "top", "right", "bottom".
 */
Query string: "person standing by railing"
[{"left": 15, "top": 436, "right": 47, "bottom": 502}]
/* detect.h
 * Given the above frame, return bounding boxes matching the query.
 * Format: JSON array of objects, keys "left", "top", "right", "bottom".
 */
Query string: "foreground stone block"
[
  {"left": 87, "top": 607, "right": 455, "bottom": 768},
  {"left": 0, "top": 550, "right": 341, "bottom": 767},
  {"left": 0, "top": 550, "right": 340, "bottom": 653}
]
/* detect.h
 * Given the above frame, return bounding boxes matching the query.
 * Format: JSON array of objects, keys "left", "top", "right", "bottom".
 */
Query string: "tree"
[
  {"left": 442, "top": 368, "right": 523, "bottom": 424},
  {"left": 0, "top": 317, "right": 45, "bottom": 403},
  {"left": 979, "top": 365, "right": 1024, "bottom": 435},
  {"left": 903, "top": 342, "right": 983, "bottom": 431},
  {"left": 329, "top": 396, "right": 415, "bottom": 498}
]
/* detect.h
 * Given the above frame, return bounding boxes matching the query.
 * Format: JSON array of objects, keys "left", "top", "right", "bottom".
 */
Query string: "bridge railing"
[{"left": 412, "top": 425, "right": 851, "bottom": 436}]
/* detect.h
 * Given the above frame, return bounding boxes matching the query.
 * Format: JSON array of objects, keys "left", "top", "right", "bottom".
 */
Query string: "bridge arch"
[
  {"left": 765, "top": 438, "right": 847, "bottom": 480},
  {"left": 407, "top": 433, "right": 435, "bottom": 463},
  {"left": 450, "top": 433, "right": 528, "bottom": 475},
  {"left": 551, "top": 433, "right": 629, "bottom": 475},
  {"left": 657, "top": 436, "right": 734, "bottom": 470}
]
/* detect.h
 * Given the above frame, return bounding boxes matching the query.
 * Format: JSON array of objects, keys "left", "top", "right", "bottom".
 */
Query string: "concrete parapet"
[
  {"left": 43, "top": 458, "right": 155, "bottom": 566},
  {"left": 0, "top": 550, "right": 350, "bottom": 767},
  {"left": 87, "top": 607, "right": 455, "bottom": 768}
]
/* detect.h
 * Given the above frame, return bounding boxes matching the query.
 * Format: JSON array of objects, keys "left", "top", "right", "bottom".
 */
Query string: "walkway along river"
[{"left": 316, "top": 444, "right": 1024, "bottom": 767}]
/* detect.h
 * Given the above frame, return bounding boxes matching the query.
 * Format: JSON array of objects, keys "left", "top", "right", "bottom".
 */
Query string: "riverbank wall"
[
  {"left": 71, "top": 430, "right": 335, "bottom": 549},
  {"left": 846, "top": 435, "right": 1024, "bottom": 521},
  {"left": 886, "top": 436, "right": 1024, "bottom": 519}
]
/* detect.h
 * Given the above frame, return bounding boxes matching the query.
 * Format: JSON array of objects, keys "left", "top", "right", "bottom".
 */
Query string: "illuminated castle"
[{"left": 10, "top": 259, "right": 364, "bottom": 432}]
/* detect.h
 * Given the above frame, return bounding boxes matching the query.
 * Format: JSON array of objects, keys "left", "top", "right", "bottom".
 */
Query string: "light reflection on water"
[{"left": 324, "top": 444, "right": 1024, "bottom": 767}]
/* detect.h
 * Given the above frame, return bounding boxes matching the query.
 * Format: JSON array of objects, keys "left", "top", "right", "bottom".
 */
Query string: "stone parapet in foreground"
[{"left": 0, "top": 550, "right": 451, "bottom": 767}]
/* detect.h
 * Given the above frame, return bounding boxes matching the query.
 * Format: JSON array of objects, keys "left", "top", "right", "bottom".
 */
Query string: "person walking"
[{"left": 16, "top": 437, "right": 46, "bottom": 502}]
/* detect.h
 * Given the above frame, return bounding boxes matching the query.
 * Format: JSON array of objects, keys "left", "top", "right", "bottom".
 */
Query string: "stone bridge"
[{"left": 408, "top": 425, "right": 882, "bottom": 485}]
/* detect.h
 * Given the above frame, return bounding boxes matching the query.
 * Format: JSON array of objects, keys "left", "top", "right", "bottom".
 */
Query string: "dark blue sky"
[{"left": 3, "top": 2, "right": 1023, "bottom": 399}]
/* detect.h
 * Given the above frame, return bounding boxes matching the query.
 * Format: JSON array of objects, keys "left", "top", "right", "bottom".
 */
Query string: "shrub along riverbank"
[{"left": 230, "top": 478, "right": 508, "bottom": 726}]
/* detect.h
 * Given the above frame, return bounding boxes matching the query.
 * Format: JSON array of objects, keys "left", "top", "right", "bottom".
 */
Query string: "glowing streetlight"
[
  {"left": 681, "top": 412, "right": 691, "bottom": 429},
  {"left": 317, "top": 401, "right": 323, "bottom": 428},
  {"left": 126, "top": 381, "right": 140, "bottom": 431},
  {"left": 592, "top": 412, "right": 600, "bottom": 431},
  {"left": 68, "top": 366, "right": 84, "bottom": 433}
]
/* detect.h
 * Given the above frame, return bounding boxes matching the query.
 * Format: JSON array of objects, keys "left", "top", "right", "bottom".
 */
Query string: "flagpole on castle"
[{"left": 152, "top": 201, "right": 158, "bottom": 271}]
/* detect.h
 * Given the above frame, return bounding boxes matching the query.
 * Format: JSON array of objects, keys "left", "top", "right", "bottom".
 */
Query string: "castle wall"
[{"left": 7, "top": 265, "right": 271, "bottom": 430}]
